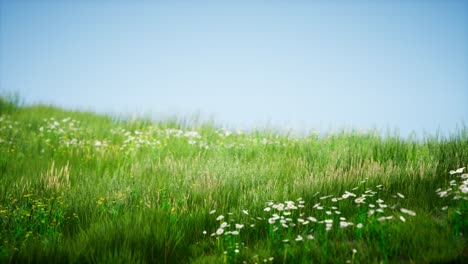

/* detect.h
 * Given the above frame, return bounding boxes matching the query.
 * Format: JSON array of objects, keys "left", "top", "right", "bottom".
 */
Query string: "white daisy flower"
[
  {"left": 460, "top": 185, "right": 468, "bottom": 193},
  {"left": 340, "top": 221, "right": 350, "bottom": 228},
  {"left": 400, "top": 208, "right": 416, "bottom": 216},
  {"left": 354, "top": 197, "right": 366, "bottom": 204}
]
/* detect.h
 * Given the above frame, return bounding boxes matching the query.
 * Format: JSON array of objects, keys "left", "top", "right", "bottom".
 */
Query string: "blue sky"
[{"left": 1, "top": 0, "right": 467, "bottom": 137}]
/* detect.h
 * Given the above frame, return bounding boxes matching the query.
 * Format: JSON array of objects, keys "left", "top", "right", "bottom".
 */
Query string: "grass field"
[{"left": 0, "top": 96, "right": 467, "bottom": 263}]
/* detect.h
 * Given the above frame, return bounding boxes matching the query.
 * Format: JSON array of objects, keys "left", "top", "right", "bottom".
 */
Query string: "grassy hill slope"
[{"left": 0, "top": 96, "right": 467, "bottom": 263}]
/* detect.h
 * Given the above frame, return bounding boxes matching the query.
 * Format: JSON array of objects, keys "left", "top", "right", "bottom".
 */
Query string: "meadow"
[{"left": 0, "top": 96, "right": 466, "bottom": 263}]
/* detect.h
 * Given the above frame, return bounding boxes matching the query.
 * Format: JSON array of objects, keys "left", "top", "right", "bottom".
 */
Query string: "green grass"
[{"left": 0, "top": 96, "right": 467, "bottom": 263}]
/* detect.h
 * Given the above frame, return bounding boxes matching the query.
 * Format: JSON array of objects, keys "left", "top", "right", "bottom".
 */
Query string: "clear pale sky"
[{"left": 1, "top": 0, "right": 467, "bottom": 137}]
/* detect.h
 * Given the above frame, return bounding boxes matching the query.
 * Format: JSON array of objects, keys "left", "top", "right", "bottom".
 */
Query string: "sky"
[{"left": 1, "top": 0, "right": 467, "bottom": 137}]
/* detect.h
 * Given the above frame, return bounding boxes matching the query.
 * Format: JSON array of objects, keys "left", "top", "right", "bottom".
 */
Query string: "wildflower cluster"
[
  {"left": 203, "top": 183, "right": 418, "bottom": 261},
  {"left": 435, "top": 167, "right": 467, "bottom": 213},
  {"left": 1, "top": 114, "right": 304, "bottom": 159},
  {"left": 437, "top": 167, "right": 468, "bottom": 198},
  {"left": 0, "top": 116, "right": 18, "bottom": 147},
  {"left": 0, "top": 192, "right": 76, "bottom": 251}
]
